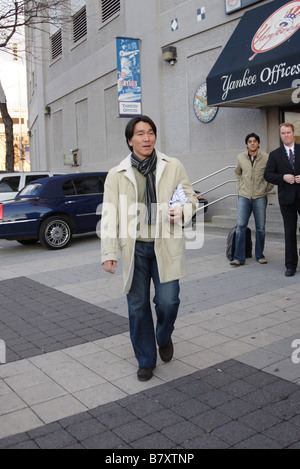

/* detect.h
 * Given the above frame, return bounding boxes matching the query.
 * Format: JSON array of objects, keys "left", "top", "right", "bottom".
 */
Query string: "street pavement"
[{"left": 0, "top": 230, "right": 300, "bottom": 449}]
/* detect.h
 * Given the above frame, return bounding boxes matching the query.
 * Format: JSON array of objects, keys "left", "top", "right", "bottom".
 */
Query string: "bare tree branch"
[
  {"left": 0, "top": 1, "right": 71, "bottom": 49},
  {"left": 0, "top": 0, "right": 72, "bottom": 171}
]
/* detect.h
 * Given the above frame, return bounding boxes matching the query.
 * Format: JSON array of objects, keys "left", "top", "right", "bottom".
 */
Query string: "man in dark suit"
[{"left": 264, "top": 123, "right": 300, "bottom": 277}]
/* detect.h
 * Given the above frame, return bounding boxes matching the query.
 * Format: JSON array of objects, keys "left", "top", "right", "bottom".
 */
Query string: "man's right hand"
[{"left": 102, "top": 260, "right": 117, "bottom": 274}]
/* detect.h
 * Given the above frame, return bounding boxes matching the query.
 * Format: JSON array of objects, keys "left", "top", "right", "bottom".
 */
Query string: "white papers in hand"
[{"left": 169, "top": 184, "right": 189, "bottom": 208}]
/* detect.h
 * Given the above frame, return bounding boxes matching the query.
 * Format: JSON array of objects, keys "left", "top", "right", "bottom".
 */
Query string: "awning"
[{"left": 207, "top": 0, "right": 300, "bottom": 108}]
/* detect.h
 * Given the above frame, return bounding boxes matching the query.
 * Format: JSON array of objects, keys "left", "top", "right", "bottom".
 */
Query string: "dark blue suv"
[{"left": 0, "top": 172, "right": 107, "bottom": 249}]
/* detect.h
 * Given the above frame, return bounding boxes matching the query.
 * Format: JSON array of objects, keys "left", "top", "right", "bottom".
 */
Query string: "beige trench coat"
[
  {"left": 235, "top": 150, "right": 274, "bottom": 199},
  {"left": 101, "top": 151, "right": 199, "bottom": 293}
]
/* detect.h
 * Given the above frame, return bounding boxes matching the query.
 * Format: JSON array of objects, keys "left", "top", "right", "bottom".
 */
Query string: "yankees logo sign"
[
  {"left": 207, "top": 0, "right": 300, "bottom": 106},
  {"left": 250, "top": 1, "right": 300, "bottom": 60}
]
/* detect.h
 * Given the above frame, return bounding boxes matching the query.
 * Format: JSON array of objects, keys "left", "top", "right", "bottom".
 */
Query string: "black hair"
[
  {"left": 125, "top": 115, "right": 157, "bottom": 151},
  {"left": 245, "top": 133, "right": 260, "bottom": 145}
]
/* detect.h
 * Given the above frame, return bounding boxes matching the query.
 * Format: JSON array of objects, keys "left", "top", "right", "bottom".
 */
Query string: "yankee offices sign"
[{"left": 207, "top": 0, "right": 300, "bottom": 106}]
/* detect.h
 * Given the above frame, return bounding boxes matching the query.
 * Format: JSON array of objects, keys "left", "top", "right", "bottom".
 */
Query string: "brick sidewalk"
[{"left": 0, "top": 234, "right": 300, "bottom": 448}]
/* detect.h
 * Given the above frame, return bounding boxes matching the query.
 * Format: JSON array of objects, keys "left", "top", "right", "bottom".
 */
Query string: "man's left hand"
[{"left": 168, "top": 206, "right": 183, "bottom": 223}]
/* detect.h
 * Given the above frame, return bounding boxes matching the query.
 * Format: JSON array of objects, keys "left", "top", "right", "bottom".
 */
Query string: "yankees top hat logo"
[{"left": 250, "top": 1, "right": 300, "bottom": 60}]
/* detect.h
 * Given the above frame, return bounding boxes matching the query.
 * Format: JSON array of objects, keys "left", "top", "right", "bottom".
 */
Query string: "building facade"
[
  {"left": 26, "top": 0, "right": 300, "bottom": 216},
  {"left": 0, "top": 109, "right": 30, "bottom": 172}
]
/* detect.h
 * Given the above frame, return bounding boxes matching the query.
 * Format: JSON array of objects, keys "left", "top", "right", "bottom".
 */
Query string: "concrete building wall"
[{"left": 26, "top": 0, "right": 278, "bottom": 217}]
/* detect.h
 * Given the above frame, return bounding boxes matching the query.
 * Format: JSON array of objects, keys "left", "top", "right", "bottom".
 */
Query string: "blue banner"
[{"left": 116, "top": 37, "right": 142, "bottom": 116}]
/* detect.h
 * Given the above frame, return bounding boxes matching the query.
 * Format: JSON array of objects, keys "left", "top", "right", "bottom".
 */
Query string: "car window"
[
  {"left": 0, "top": 176, "right": 21, "bottom": 192},
  {"left": 25, "top": 174, "right": 49, "bottom": 184},
  {"left": 0, "top": 182, "right": 14, "bottom": 192},
  {"left": 62, "top": 180, "right": 76, "bottom": 196},
  {"left": 72, "top": 176, "right": 105, "bottom": 195},
  {"left": 18, "top": 183, "right": 42, "bottom": 197}
]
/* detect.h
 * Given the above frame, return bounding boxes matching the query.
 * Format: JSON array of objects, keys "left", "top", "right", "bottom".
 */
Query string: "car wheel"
[{"left": 39, "top": 216, "right": 72, "bottom": 250}]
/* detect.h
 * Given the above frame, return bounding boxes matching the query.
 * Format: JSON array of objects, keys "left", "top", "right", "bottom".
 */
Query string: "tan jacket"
[
  {"left": 235, "top": 150, "right": 273, "bottom": 199},
  {"left": 101, "top": 151, "right": 198, "bottom": 293}
]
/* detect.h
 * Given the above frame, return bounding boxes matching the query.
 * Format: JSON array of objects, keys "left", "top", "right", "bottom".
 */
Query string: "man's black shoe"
[
  {"left": 137, "top": 367, "right": 154, "bottom": 381},
  {"left": 285, "top": 269, "right": 296, "bottom": 277},
  {"left": 159, "top": 340, "right": 174, "bottom": 362}
]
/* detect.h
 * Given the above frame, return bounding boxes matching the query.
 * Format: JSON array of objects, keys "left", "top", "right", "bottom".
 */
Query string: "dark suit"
[{"left": 264, "top": 143, "right": 300, "bottom": 270}]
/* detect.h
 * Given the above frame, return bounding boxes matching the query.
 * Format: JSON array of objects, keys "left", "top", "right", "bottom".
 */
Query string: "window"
[
  {"left": 101, "top": 0, "right": 120, "bottom": 23},
  {"left": 25, "top": 175, "right": 49, "bottom": 185},
  {"left": 63, "top": 180, "right": 76, "bottom": 196},
  {"left": 0, "top": 182, "right": 14, "bottom": 193},
  {"left": 0, "top": 176, "right": 20, "bottom": 192},
  {"left": 63, "top": 176, "right": 105, "bottom": 196},
  {"left": 18, "top": 184, "right": 42, "bottom": 197},
  {"left": 73, "top": 176, "right": 105, "bottom": 195},
  {"left": 51, "top": 30, "right": 62, "bottom": 60},
  {"left": 73, "top": 6, "right": 87, "bottom": 43}
]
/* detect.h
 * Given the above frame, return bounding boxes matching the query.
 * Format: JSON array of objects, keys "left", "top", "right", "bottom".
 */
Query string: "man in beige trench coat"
[{"left": 101, "top": 115, "right": 198, "bottom": 381}]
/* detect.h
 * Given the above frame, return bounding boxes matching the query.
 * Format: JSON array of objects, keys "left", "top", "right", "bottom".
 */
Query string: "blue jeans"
[
  {"left": 234, "top": 196, "right": 267, "bottom": 263},
  {"left": 126, "top": 241, "right": 180, "bottom": 368}
]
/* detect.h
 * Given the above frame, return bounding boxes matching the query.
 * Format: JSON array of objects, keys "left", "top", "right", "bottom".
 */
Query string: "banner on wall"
[{"left": 116, "top": 37, "right": 142, "bottom": 117}]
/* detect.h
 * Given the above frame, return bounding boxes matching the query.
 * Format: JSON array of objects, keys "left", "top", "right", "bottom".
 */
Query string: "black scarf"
[{"left": 131, "top": 151, "right": 157, "bottom": 224}]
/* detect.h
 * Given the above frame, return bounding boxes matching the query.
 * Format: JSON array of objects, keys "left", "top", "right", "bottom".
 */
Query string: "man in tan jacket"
[
  {"left": 230, "top": 133, "right": 273, "bottom": 266},
  {"left": 101, "top": 116, "right": 198, "bottom": 381}
]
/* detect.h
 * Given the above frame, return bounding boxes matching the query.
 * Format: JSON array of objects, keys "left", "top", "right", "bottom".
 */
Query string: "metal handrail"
[
  {"left": 196, "top": 194, "right": 237, "bottom": 212},
  {"left": 199, "top": 180, "right": 237, "bottom": 196},
  {"left": 192, "top": 166, "right": 236, "bottom": 186},
  {"left": 192, "top": 165, "right": 237, "bottom": 210}
]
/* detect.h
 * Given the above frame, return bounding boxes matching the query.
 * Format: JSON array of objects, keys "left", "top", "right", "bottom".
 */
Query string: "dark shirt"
[{"left": 248, "top": 153, "right": 257, "bottom": 167}]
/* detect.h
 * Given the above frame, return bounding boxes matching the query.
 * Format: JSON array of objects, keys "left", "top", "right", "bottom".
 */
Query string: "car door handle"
[{"left": 65, "top": 200, "right": 76, "bottom": 204}]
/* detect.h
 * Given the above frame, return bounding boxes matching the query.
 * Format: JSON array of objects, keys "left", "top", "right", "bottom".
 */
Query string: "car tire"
[{"left": 39, "top": 216, "right": 72, "bottom": 250}]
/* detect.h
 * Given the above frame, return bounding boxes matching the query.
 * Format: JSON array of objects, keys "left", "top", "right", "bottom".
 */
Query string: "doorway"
[{"left": 281, "top": 109, "right": 300, "bottom": 144}]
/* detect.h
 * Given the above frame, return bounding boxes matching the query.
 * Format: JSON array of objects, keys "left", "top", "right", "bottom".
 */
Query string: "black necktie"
[{"left": 289, "top": 149, "right": 294, "bottom": 168}]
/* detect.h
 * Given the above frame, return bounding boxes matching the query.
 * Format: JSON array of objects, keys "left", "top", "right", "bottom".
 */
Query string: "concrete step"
[
  {"left": 204, "top": 204, "right": 300, "bottom": 242},
  {"left": 203, "top": 221, "right": 291, "bottom": 241},
  {"left": 220, "top": 205, "right": 283, "bottom": 220},
  {"left": 211, "top": 215, "right": 284, "bottom": 231}
]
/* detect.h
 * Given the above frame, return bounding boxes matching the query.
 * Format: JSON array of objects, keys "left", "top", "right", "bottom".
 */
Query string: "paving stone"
[
  {"left": 161, "top": 420, "right": 202, "bottom": 445},
  {"left": 212, "top": 420, "right": 256, "bottom": 446},
  {"left": 0, "top": 277, "right": 129, "bottom": 362},
  {"left": 191, "top": 408, "right": 232, "bottom": 431},
  {"left": 131, "top": 432, "right": 177, "bottom": 449},
  {"left": 263, "top": 421, "right": 300, "bottom": 447},
  {"left": 234, "top": 434, "right": 280, "bottom": 449},
  {"left": 34, "top": 428, "right": 77, "bottom": 449},
  {"left": 238, "top": 409, "right": 283, "bottom": 432},
  {"left": 182, "top": 432, "right": 230, "bottom": 449},
  {"left": 81, "top": 430, "right": 125, "bottom": 449}
]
